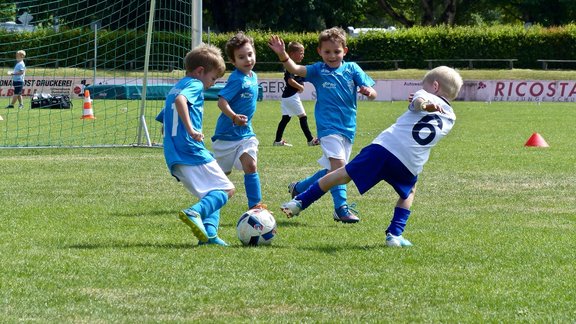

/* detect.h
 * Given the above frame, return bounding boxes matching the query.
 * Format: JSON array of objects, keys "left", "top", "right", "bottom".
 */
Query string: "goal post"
[{"left": 0, "top": 0, "right": 200, "bottom": 148}]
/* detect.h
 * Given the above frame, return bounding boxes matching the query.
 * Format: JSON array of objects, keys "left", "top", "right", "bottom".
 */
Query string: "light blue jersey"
[
  {"left": 306, "top": 61, "right": 374, "bottom": 143},
  {"left": 156, "top": 76, "right": 214, "bottom": 173},
  {"left": 12, "top": 61, "right": 25, "bottom": 82},
  {"left": 211, "top": 69, "right": 258, "bottom": 142}
]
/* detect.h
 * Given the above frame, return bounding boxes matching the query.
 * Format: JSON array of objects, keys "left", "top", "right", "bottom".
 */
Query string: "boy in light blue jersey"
[
  {"left": 269, "top": 27, "right": 377, "bottom": 223},
  {"left": 156, "top": 44, "right": 235, "bottom": 246},
  {"left": 212, "top": 32, "right": 266, "bottom": 210},
  {"left": 280, "top": 66, "right": 463, "bottom": 247},
  {"left": 6, "top": 50, "right": 26, "bottom": 109}
]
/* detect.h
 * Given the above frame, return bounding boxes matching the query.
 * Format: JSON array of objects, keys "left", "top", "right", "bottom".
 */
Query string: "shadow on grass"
[
  {"left": 298, "top": 243, "right": 386, "bottom": 254},
  {"left": 66, "top": 242, "right": 197, "bottom": 249},
  {"left": 112, "top": 210, "right": 173, "bottom": 217}
]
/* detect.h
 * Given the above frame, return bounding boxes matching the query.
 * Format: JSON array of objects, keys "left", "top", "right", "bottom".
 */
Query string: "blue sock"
[
  {"left": 330, "top": 184, "right": 347, "bottom": 210},
  {"left": 244, "top": 172, "right": 262, "bottom": 209},
  {"left": 297, "top": 181, "right": 327, "bottom": 209},
  {"left": 295, "top": 169, "right": 327, "bottom": 193},
  {"left": 204, "top": 210, "right": 220, "bottom": 237},
  {"left": 188, "top": 190, "right": 228, "bottom": 220},
  {"left": 387, "top": 207, "right": 411, "bottom": 236}
]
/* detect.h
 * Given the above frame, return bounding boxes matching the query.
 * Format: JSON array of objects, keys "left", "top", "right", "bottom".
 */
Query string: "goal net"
[{"left": 0, "top": 0, "right": 200, "bottom": 148}]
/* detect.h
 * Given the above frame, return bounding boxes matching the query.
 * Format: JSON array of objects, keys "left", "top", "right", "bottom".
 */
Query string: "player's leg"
[
  {"left": 321, "top": 135, "right": 357, "bottom": 223},
  {"left": 274, "top": 115, "right": 291, "bottom": 145},
  {"left": 289, "top": 168, "right": 328, "bottom": 198},
  {"left": 238, "top": 138, "right": 263, "bottom": 209},
  {"left": 281, "top": 166, "right": 351, "bottom": 218},
  {"left": 173, "top": 162, "right": 234, "bottom": 243},
  {"left": 385, "top": 187, "right": 416, "bottom": 247}
]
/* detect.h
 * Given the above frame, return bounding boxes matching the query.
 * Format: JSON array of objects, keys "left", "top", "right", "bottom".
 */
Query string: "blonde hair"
[
  {"left": 319, "top": 27, "right": 347, "bottom": 48},
  {"left": 423, "top": 66, "right": 463, "bottom": 100},
  {"left": 16, "top": 50, "right": 26, "bottom": 58},
  {"left": 287, "top": 41, "right": 304, "bottom": 54},
  {"left": 184, "top": 44, "right": 226, "bottom": 78}
]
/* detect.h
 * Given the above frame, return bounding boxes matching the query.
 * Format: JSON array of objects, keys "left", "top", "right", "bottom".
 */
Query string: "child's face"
[
  {"left": 197, "top": 69, "right": 220, "bottom": 90},
  {"left": 16, "top": 53, "right": 24, "bottom": 61},
  {"left": 231, "top": 42, "right": 256, "bottom": 75},
  {"left": 289, "top": 48, "right": 304, "bottom": 63},
  {"left": 317, "top": 40, "right": 347, "bottom": 68}
]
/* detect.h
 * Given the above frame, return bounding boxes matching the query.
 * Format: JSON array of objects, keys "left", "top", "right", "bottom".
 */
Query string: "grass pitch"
[{"left": 0, "top": 99, "right": 575, "bottom": 322}]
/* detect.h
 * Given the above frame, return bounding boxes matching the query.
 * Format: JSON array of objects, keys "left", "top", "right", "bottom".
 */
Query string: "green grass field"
[{"left": 1, "top": 99, "right": 575, "bottom": 322}]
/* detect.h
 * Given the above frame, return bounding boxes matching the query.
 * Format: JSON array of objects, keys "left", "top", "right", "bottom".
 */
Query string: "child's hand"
[
  {"left": 190, "top": 131, "right": 204, "bottom": 141},
  {"left": 422, "top": 102, "right": 445, "bottom": 114},
  {"left": 232, "top": 114, "right": 248, "bottom": 126},
  {"left": 268, "top": 35, "right": 285, "bottom": 55},
  {"left": 358, "top": 86, "right": 376, "bottom": 99}
]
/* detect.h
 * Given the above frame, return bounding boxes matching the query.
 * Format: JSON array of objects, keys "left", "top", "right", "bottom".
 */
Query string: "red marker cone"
[
  {"left": 524, "top": 132, "right": 549, "bottom": 147},
  {"left": 81, "top": 89, "right": 95, "bottom": 119}
]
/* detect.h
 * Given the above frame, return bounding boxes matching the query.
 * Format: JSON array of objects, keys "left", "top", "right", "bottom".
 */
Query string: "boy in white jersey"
[
  {"left": 280, "top": 66, "right": 463, "bottom": 247},
  {"left": 212, "top": 32, "right": 266, "bottom": 211},
  {"left": 156, "top": 45, "right": 235, "bottom": 246},
  {"left": 269, "top": 28, "right": 377, "bottom": 223}
]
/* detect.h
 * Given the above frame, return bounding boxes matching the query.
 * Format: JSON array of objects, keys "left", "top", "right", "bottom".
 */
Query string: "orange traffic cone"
[
  {"left": 81, "top": 89, "right": 95, "bottom": 119},
  {"left": 524, "top": 132, "right": 549, "bottom": 147}
]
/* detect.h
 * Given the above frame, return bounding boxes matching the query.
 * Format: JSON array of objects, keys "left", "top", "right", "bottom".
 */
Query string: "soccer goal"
[{"left": 0, "top": 0, "right": 202, "bottom": 148}]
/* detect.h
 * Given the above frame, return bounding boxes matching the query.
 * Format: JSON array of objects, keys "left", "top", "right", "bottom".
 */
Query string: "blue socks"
[
  {"left": 204, "top": 210, "right": 220, "bottom": 237},
  {"left": 387, "top": 207, "right": 411, "bottom": 236},
  {"left": 330, "top": 184, "right": 347, "bottom": 210},
  {"left": 297, "top": 181, "right": 327, "bottom": 209},
  {"left": 295, "top": 169, "right": 327, "bottom": 193},
  {"left": 188, "top": 190, "right": 228, "bottom": 222},
  {"left": 244, "top": 172, "right": 262, "bottom": 208}
]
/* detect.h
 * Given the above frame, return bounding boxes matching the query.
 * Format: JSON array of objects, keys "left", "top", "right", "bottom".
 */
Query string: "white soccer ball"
[{"left": 236, "top": 208, "right": 277, "bottom": 246}]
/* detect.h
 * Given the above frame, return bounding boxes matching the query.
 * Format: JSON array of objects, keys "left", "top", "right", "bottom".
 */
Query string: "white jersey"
[{"left": 372, "top": 89, "right": 455, "bottom": 176}]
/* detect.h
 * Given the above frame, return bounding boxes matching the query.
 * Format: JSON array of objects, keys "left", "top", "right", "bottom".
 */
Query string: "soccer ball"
[{"left": 236, "top": 208, "right": 277, "bottom": 246}]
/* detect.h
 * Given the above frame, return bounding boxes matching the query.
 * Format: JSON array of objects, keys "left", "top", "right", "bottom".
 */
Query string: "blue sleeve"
[
  {"left": 155, "top": 108, "right": 165, "bottom": 123},
  {"left": 218, "top": 73, "right": 241, "bottom": 102},
  {"left": 352, "top": 63, "right": 375, "bottom": 87}
]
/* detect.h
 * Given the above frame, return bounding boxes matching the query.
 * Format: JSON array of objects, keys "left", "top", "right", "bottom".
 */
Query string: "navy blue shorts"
[
  {"left": 13, "top": 81, "right": 24, "bottom": 95},
  {"left": 345, "top": 144, "right": 417, "bottom": 199}
]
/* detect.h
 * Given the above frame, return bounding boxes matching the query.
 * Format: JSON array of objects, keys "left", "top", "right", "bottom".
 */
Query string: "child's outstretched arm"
[
  {"left": 268, "top": 35, "right": 307, "bottom": 77},
  {"left": 410, "top": 96, "right": 445, "bottom": 114}
]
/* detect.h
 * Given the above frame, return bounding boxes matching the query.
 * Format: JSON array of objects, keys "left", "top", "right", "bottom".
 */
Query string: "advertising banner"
[{"left": 3, "top": 77, "right": 576, "bottom": 102}]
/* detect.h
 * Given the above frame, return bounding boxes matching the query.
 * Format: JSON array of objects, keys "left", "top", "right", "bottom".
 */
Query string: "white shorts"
[
  {"left": 317, "top": 134, "right": 353, "bottom": 170},
  {"left": 212, "top": 137, "right": 259, "bottom": 173},
  {"left": 171, "top": 161, "right": 234, "bottom": 199},
  {"left": 280, "top": 93, "right": 305, "bottom": 116}
]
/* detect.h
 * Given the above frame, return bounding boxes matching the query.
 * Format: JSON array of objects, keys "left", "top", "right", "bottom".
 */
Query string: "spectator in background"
[{"left": 6, "top": 50, "right": 26, "bottom": 109}]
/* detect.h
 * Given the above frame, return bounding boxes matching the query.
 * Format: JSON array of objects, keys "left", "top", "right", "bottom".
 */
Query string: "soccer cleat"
[
  {"left": 18, "top": 104, "right": 24, "bottom": 109},
  {"left": 385, "top": 233, "right": 413, "bottom": 247},
  {"left": 307, "top": 138, "right": 320, "bottom": 146},
  {"left": 198, "top": 236, "right": 229, "bottom": 246},
  {"left": 333, "top": 204, "right": 360, "bottom": 223},
  {"left": 288, "top": 181, "right": 300, "bottom": 199},
  {"left": 280, "top": 199, "right": 303, "bottom": 218},
  {"left": 178, "top": 210, "right": 208, "bottom": 243},
  {"left": 250, "top": 202, "right": 268, "bottom": 211},
  {"left": 273, "top": 139, "right": 293, "bottom": 147},
  {"left": 5, "top": 105, "right": 14, "bottom": 109}
]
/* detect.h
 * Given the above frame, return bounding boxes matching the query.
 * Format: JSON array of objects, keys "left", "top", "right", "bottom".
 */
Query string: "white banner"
[{"left": 3, "top": 77, "right": 576, "bottom": 102}]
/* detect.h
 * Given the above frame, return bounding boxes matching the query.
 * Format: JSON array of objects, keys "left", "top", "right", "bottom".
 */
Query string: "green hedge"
[{"left": 2, "top": 24, "right": 576, "bottom": 70}]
